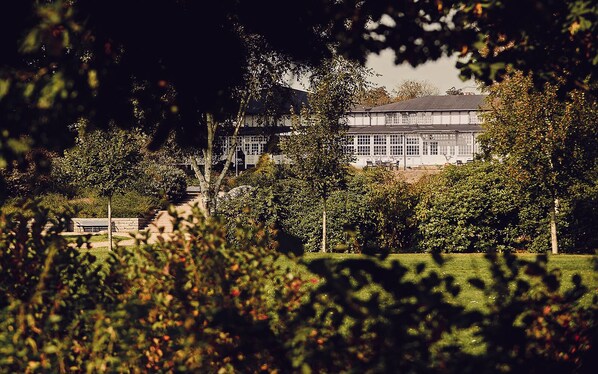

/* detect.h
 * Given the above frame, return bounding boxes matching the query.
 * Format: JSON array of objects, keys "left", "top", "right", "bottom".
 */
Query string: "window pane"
[
  {"left": 373, "top": 145, "right": 386, "bottom": 155},
  {"left": 390, "top": 145, "right": 403, "bottom": 155}
]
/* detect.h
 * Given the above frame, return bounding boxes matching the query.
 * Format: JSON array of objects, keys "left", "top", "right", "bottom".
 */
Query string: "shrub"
[
  {"left": 0, "top": 203, "right": 112, "bottom": 371},
  {"left": 0, "top": 149, "right": 65, "bottom": 203},
  {"left": 139, "top": 163, "right": 188, "bottom": 204},
  {"left": 223, "top": 166, "right": 417, "bottom": 254},
  {"left": 416, "top": 162, "right": 523, "bottom": 253},
  {"left": 71, "top": 190, "right": 158, "bottom": 218},
  {"left": 0, "top": 203, "right": 595, "bottom": 372}
]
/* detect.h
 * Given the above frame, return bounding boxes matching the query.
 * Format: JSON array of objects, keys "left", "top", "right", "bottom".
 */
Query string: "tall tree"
[
  {"left": 480, "top": 71, "right": 598, "bottom": 254},
  {"left": 281, "top": 58, "right": 368, "bottom": 252},
  {"left": 184, "top": 32, "right": 304, "bottom": 216},
  {"left": 61, "top": 126, "right": 143, "bottom": 250},
  {"left": 392, "top": 80, "right": 439, "bottom": 101}
]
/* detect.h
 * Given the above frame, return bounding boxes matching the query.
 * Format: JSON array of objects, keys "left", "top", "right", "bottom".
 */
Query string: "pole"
[
  {"left": 403, "top": 134, "right": 406, "bottom": 170},
  {"left": 108, "top": 195, "right": 112, "bottom": 251},
  {"left": 235, "top": 146, "right": 238, "bottom": 176}
]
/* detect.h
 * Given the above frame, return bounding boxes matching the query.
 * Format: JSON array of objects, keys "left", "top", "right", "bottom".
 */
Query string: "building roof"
[
  {"left": 347, "top": 124, "right": 483, "bottom": 135},
  {"left": 349, "top": 104, "right": 372, "bottom": 113},
  {"left": 238, "top": 126, "right": 292, "bottom": 136},
  {"left": 246, "top": 86, "right": 308, "bottom": 115},
  {"left": 362, "top": 95, "right": 487, "bottom": 113}
]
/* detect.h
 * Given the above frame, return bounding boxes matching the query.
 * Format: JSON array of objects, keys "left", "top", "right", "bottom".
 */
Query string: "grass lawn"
[
  {"left": 297, "top": 253, "right": 597, "bottom": 308},
  {"left": 292, "top": 253, "right": 597, "bottom": 355},
  {"left": 84, "top": 247, "right": 596, "bottom": 308},
  {"left": 63, "top": 232, "right": 131, "bottom": 243},
  {"left": 81, "top": 247, "right": 595, "bottom": 355}
]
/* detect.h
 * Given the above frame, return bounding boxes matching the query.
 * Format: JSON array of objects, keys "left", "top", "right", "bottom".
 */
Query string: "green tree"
[
  {"left": 480, "top": 71, "right": 598, "bottom": 254},
  {"left": 61, "top": 126, "right": 143, "bottom": 250},
  {"left": 3, "top": 1, "right": 595, "bottom": 168},
  {"left": 282, "top": 58, "right": 367, "bottom": 252},
  {"left": 416, "top": 162, "right": 523, "bottom": 253}
]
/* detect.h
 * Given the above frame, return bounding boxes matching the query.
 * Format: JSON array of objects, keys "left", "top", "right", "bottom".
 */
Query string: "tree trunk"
[
  {"left": 190, "top": 94, "right": 250, "bottom": 217},
  {"left": 321, "top": 199, "right": 327, "bottom": 253},
  {"left": 108, "top": 195, "right": 113, "bottom": 251},
  {"left": 550, "top": 198, "right": 559, "bottom": 254}
]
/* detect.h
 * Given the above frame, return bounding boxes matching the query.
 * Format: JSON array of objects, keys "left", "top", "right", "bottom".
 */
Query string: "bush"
[
  {"left": 224, "top": 165, "right": 418, "bottom": 254},
  {"left": 0, "top": 149, "right": 59, "bottom": 200},
  {"left": 0, "top": 203, "right": 113, "bottom": 371},
  {"left": 1, "top": 204, "right": 594, "bottom": 372},
  {"left": 139, "top": 163, "right": 188, "bottom": 204},
  {"left": 70, "top": 190, "right": 158, "bottom": 218},
  {"left": 416, "top": 162, "right": 523, "bottom": 253}
]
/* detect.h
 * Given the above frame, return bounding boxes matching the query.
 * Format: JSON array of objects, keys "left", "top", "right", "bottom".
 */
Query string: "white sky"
[
  {"left": 287, "top": 50, "right": 480, "bottom": 95},
  {"left": 365, "top": 49, "right": 480, "bottom": 94}
]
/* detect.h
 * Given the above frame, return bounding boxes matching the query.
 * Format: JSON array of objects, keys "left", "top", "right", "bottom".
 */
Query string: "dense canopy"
[{"left": 1, "top": 0, "right": 595, "bottom": 165}]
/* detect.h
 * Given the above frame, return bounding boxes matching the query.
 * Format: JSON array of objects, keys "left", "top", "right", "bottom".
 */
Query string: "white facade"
[
  {"left": 343, "top": 131, "right": 480, "bottom": 168},
  {"left": 341, "top": 95, "right": 485, "bottom": 168},
  {"left": 232, "top": 94, "right": 487, "bottom": 169}
]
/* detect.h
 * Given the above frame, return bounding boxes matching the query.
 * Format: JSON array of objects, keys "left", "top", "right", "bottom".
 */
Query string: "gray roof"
[
  {"left": 364, "top": 95, "right": 487, "bottom": 113},
  {"left": 246, "top": 87, "right": 308, "bottom": 115},
  {"left": 347, "top": 124, "right": 483, "bottom": 134},
  {"left": 349, "top": 104, "right": 372, "bottom": 113}
]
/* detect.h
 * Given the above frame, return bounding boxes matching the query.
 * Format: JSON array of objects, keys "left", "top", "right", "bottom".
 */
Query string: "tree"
[
  {"left": 61, "top": 126, "right": 143, "bottom": 250},
  {"left": 355, "top": 86, "right": 393, "bottom": 107},
  {"left": 156, "top": 29, "right": 307, "bottom": 216},
  {"left": 281, "top": 58, "right": 368, "bottom": 252},
  {"left": 446, "top": 87, "right": 464, "bottom": 95},
  {"left": 480, "top": 71, "right": 598, "bottom": 254},
  {"left": 2, "top": 0, "right": 596, "bottom": 170},
  {"left": 392, "top": 80, "right": 439, "bottom": 102},
  {"left": 416, "top": 162, "right": 523, "bottom": 253}
]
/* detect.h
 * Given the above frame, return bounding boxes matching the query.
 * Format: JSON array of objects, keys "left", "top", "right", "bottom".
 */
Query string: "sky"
[
  {"left": 288, "top": 50, "right": 480, "bottom": 95},
  {"left": 365, "top": 49, "right": 480, "bottom": 94}
]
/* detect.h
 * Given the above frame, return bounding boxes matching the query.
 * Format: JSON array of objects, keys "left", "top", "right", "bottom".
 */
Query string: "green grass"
[
  {"left": 63, "top": 233, "right": 131, "bottom": 243},
  {"left": 79, "top": 247, "right": 595, "bottom": 355},
  {"left": 81, "top": 247, "right": 113, "bottom": 265},
  {"left": 81, "top": 248, "right": 596, "bottom": 309},
  {"left": 288, "top": 253, "right": 597, "bottom": 355},
  {"left": 295, "top": 253, "right": 597, "bottom": 308}
]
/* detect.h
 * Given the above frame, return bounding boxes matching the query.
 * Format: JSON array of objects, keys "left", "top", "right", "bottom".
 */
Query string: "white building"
[
  {"left": 344, "top": 95, "right": 486, "bottom": 168},
  {"left": 231, "top": 93, "right": 487, "bottom": 169}
]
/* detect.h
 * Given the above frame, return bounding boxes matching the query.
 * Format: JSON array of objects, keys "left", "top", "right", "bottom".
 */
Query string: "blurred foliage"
[
  {"left": 0, "top": 204, "right": 595, "bottom": 372},
  {"left": 2, "top": 0, "right": 595, "bottom": 168}
]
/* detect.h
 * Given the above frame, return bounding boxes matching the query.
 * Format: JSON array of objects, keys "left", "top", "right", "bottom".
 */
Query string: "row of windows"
[
  {"left": 380, "top": 112, "right": 481, "bottom": 125},
  {"left": 345, "top": 134, "right": 473, "bottom": 144},
  {"left": 348, "top": 145, "right": 406, "bottom": 156},
  {"left": 244, "top": 143, "right": 264, "bottom": 156},
  {"left": 239, "top": 134, "right": 475, "bottom": 157},
  {"left": 385, "top": 112, "right": 433, "bottom": 125},
  {"left": 346, "top": 143, "right": 474, "bottom": 157}
]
